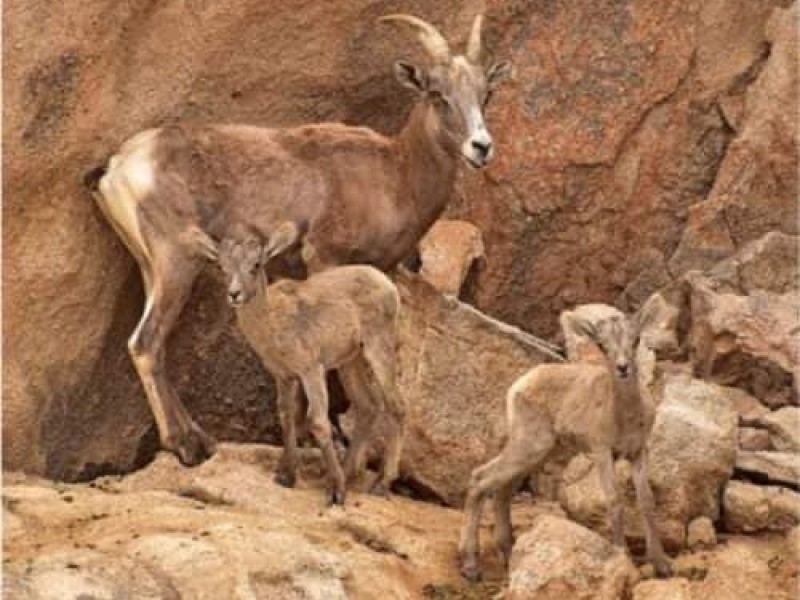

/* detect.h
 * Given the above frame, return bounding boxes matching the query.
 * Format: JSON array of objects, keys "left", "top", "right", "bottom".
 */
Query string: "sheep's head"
[
  {"left": 561, "top": 297, "right": 681, "bottom": 381},
  {"left": 561, "top": 305, "right": 638, "bottom": 380},
  {"left": 217, "top": 222, "right": 301, "bottom": 307},
  {"left": 380, "top": 14, "right": 512, "bottom": 169},
  {"left": 218, "top": 236, "right": 263, "bottom": 306}
]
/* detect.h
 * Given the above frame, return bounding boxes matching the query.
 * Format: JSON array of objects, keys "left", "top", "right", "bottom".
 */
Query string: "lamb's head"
[
  {"left": 561, "top": 305, "right": 638, "bottom": 380},
  {"left": 217, "top": 222, "right": 301, "bottom": 307},
  {"left": 218, "top": 236, "right": 263, "bottom": 306},
  {"left": 380, "top": 14, "right": 512, "bottom": 169}
]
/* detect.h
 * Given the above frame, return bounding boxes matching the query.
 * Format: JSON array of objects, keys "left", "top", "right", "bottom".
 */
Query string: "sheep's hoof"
[
  {"left": 327, "top": 488, "right": 347, "bottom": 507},
  {"left": 459, "top": 558, "right": 482, "bottom": 583},
  {"left": 274, "top": 470, "right": 297, "bottom": 489},
  {"left": 369, "top": 481, "right": 391, "bottom": 498},
  {"left": 653, "top": 558, "right": 673, "bottom": 579},
  {"left": 169, "top": 426, "right": 216, "bottom": 467}
]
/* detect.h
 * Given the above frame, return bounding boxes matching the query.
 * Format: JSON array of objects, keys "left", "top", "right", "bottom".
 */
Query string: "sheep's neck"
[{"left": 395, "top": 103, "right": 458, "bottom": 234}]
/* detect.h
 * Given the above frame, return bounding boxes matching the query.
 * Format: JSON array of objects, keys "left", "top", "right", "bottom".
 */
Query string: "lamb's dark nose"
[
  {"left": 228, "top": 289, "right": 242, "bottom": 304},
  {"left": 616, "top": 364, "right": 630, "bottom": 378}
]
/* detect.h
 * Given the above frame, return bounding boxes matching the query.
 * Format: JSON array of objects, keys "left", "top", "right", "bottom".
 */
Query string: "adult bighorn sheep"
[
  {"left": 458, "top": 298, "right": 677, "bottom": 582},
  {"left": 212, "top": 223, "right": 405, "bottom": 505},
  {"left": 86, "top": 14, "right": 512, "bottom": 466}
]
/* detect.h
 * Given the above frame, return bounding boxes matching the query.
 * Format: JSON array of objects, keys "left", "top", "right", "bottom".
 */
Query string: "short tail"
[{"left": 83, "top": 164, "right": 107, "bottom": 192}]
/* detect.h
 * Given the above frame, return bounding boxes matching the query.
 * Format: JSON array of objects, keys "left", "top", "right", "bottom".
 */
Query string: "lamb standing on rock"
[
  {"left": 213, "top": 224, "right": 405, "bottom": 506},
  {"left": 458, "top": 299, "right": 675, "bottom": 581}
]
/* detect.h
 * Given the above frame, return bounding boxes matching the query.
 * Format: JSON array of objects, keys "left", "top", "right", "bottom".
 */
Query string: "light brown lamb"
[
  {"left": 458, "top": 297, "right": 677, "bottom": 581},
  {"left": 214, "top": 224, "right": 405, "bottom": 506}
]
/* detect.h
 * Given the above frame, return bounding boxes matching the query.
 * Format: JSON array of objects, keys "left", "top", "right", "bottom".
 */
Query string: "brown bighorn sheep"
[
  {"left": 212, "top": 223, "right": 405, "bottom": 506},
  {"left": 86, "top": 14, "right": 511, "bottom": 466},
  {"left": 458, "top": 299, "right": 676, "bottom": 582}
]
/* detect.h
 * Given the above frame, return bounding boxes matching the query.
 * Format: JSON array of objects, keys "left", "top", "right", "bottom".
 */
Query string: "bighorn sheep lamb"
[
  {"left": 458, "top": 298, "right": 676, "bottom": 581},
  {"left": 212, "top": 223, "right": 405, "bottom": 506},
  {"left": 85, "top": 13, "right": 511, "bottom": 466}
]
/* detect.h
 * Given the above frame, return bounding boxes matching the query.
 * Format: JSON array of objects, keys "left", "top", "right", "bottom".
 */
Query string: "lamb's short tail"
[{"left": 83, "top": 164, "right": 107, "bottom": 193}]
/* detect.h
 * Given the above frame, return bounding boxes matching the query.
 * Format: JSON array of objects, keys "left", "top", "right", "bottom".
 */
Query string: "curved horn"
[
  {"left": 379, "top": 14, "right": 451, "bottom": 63},
  {"left": 466, "top": 14, "right": 483, "bottom": 63}
]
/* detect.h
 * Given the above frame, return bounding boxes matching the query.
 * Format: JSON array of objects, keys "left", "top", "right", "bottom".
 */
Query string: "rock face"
[
  {"left": 5, "top": 0, "right": 796, "bottom": 483},
  {"left": 723, "top": 480, "right": 800, "bottom": 533},
  {"left": 755, "top": 407, "right": 800, "bottom": 452},
  {"left": 457, "top": 0, "right": 797, "bottom": 337},
  {"left": 507, "top": 515, "right": 639, "bottom": 600}
]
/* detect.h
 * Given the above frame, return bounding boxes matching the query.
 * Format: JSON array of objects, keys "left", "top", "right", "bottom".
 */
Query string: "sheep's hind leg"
[
  {"left": 338, "top": 358, "right": 378, "bottom": 490},
  {"left": 492, "top": 475, "right": 524, "bottom": 568},
  {"left": 301, "top": 366, "right": 347, "bottom": 506},
  {"left": 362, "top": 335, "right": 405, "bottom": 496},
  {"left": 459, "top": 432, "right": 553, "bottom": 582},
  {"left": 275, "top": 378, "right": 301, "bottom": 488},
  {"left": 128, "top": 246, "right": 214, "bottom": 466}
]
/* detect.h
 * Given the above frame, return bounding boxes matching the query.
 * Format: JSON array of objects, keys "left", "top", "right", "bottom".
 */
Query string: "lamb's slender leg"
[
  {"left": 594, "top": 449, "right": 624, "bottom": 548},
  {"left": 338, "top": 358, "right": 378, "bottom": 488},
  {"left": 128, "top": 246, "right": 214, "bottom": 466},
  {"left": 459, "top": 431, "right": 554, "bottom": 582},
  {"left": 275, "top": 377, "right": 301, "bottom": 488},
  {"left": 632, "top": 451, "right": 672, "bottom": 577},
  {"left": 300, "top": 365, "right": 346, "bottom": 506},
  {"left": 492, "top": 476, "right": 522, "bottom": 567},
  {"left": 363, "top": 336, "right": 405, "bottom": 494}
]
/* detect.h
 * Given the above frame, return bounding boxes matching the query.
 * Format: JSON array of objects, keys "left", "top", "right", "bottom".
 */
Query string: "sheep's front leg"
[
  {"left": 301, "top": 366, "right": 347, "bottom": 506},
  {"left": 275, "top": 377, "right": 301, "bottom": 488},
  {"left": 632, "top": 451, "right": 672, "bottom": 577},
  {"left": 594, "top": 449, "right": 625, "bottom": 548}
]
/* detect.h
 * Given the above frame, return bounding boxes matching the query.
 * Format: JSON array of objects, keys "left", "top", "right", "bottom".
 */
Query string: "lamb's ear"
[
  {"left": 635, "top": 292, "right": 679, "bottom": 352},
  {"left": 486, "top": 60, "right": 513, "bottom": 90},
  {"left": 261, "top": 222, "right": 300, "bottom": 263},
  {"left": 182, "top": 226, "right": 219, "bottom": 262},
  {"left": 560, "top": 310, "right": 596, "bottom": 341}
]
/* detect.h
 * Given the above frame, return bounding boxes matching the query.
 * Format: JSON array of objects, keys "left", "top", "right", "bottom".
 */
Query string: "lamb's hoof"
[
  {"left": 459, "top": 561, "right": 482, "bottom": 583},
  {"left": 653, "top": 558, "right": 673, "bottom": 579},
  {"left": 327, "top": 488, "right": 347, "bottom": 507},
  {"left": 369, "top": 481, "right": 391, "bottom": 498},
  {"left": 169, "top": 426, "right": 216, "bottom": 467},
  {"left": 274, "top": 470, "right": 297, "bottom": 489}
]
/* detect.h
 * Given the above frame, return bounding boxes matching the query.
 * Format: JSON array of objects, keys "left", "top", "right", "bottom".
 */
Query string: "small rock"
[
  {"left": 687, "top": 516, "right": 716, "bottom": 550},
  {"left": 723, "top": 480, "right": 800, "bottom": 533},
  {"left": 633, "top": 578, "right": 692, "bottom": 600},
  {"left": 738, "top": 427, "right": 771, "bottom": 451},
  {"left": 757, "top": 407, "right": 800, "bottom": 452},
  {"left": 735, "top": 451, "right": 800, "bottom": 487},
  {"left": 672, "top": 553, "right": 709, "bottom": 581}
]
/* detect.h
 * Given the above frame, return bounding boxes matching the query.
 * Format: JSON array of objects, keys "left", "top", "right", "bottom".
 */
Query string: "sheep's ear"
[
  {"left": 560, "top": 310, "right": 596, "bottom": 341},
  {"left": 262, "top": 222, "right": 300, "bottom": 263},
  {"left": 486, "top": 60, "right": 513, "bottom": 90},
  {"left": 635, "top": 292, "right": 679, "bottom": 352},
  {"left": 182, "top": 226, "right": 219, "bottom": 262},
  {"left": 394, "top": 60, "right": 428, "bottom": 94}
]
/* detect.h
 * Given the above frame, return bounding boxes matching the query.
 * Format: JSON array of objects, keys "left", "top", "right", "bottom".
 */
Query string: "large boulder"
[
  {"left": 723, "top": 480, "right": 800, "bottom": 533},
  {"left": 395, "top": 273, "right": 553, "bottom": 505},
  {"left": 507, "top": 515, "right": 639, "bottom": 600},
  {"left": 417, "top": 220, "right": 485, "bottom": 297},
  {"left": 685, "top": 269, "right": 798, "bottom": 408}
]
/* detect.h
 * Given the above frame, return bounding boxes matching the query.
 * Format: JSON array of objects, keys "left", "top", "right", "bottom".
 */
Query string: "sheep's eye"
[
  {"left": 482, "top": 91, "right": 494, "bottom": 109},
  {"left": 429, "top": 90, "right": 450, "bottom": 108},
  {"left": 250, "top": 265, "right": 259, "bottom": 275}
]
